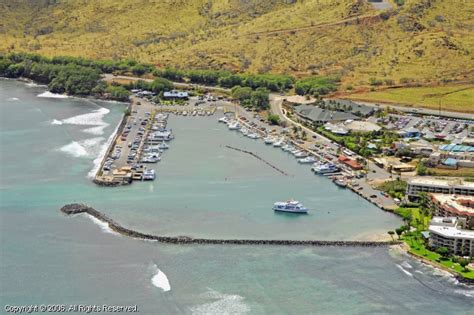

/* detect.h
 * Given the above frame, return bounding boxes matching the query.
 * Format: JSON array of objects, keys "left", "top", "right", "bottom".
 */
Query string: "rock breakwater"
[{"left": 61, "top": 204, "right": 399, "bottom": 247}]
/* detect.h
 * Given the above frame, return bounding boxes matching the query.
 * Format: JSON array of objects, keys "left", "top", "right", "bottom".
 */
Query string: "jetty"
[{"left": 61, "top": 204, "right": 399, "bottom": 247}]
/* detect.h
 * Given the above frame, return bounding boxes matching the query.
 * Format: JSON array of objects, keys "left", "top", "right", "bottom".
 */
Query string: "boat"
[
  {"left": 158, "top": 141, "right": 169, "bottom": 150},
  {"left": 240, "top": 127, "right": 249, "bottom": 136},
  {"left": 294, "top": 151, "right": 308, "bottom": 158},
  {"left": 228, "top": 121, "right": 241, "bottom": 130},
  {"left": 273, "top": 200, "right": 308, "bottom": 214},
  {"left": 312, "top": 163, "right": 340, "bottom": 174},
  {"left": 143, "top": 169, "right": 156, "bottom": 181},
  {"left": 247, "top": 133, "right": 260, "bottom": 139},
  {"left": 273, "top": 138, "right": 284, "bottom": 147},
  {"left": 264, "top": 136, "right": 275, "bottom": 144},
  {"left": 218, "top": 117, "right": 229, "bottom": 124},
  {"left": 333, "top": 178, "right": 347, "bottom": 188},
  {"left": 298, "top": 156, "right": 316, "bottom": 164}
]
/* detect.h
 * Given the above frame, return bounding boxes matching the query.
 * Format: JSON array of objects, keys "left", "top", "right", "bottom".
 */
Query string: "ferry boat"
[
  {"left": 264, "top": 136, "right": 275, "bottom": 144},
  {"left": 333, "top": 178, "right": 347, "bottom": 188},
  {"left": 298, "top": 156, "right": 317, "bottom": 164},
  {"left": 143, "top": 169, "right": 156, "bottom": 181},
  {"left": 312, "top": 163, "right": 340, "bottom": 175},
  {"left": 273, "top": 200, "right": 308, "bottom": 214}
]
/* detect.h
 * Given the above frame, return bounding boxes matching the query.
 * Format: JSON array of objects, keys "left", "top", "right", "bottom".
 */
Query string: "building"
[
  {"left": 338, "top": 155, "right": 363, "bottom": 170},
  {"left": 398, "top": 127, "right": 422, "bottom": 138},
  {"left": 428, "top": 217, "right": 473, "bottom": 256},
  {"left": 294, "top": 104, "right": 357, "bottom": 124},
  {"left": 436, "top": 143, "right": 474, "bottom": 168},
  {"left": 163, "top": 90, "right": 189, "bottom": 100},
  {"left": 322, "top": 99, "right": 375, "bottom": 117},
  {"left": 406, "top": 177, "right": 474, "bottom": 198},
  {"left": 429, "top": 194, "right": 474, "bottom": 229}
]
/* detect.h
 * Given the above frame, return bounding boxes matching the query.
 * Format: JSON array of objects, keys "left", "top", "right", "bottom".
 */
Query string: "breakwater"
[
  {"left": 225, "top": 145, "right": 290, "bottom": 176},
  {"left": 61, "top": 203, "right": 398, "bottom": 247}
]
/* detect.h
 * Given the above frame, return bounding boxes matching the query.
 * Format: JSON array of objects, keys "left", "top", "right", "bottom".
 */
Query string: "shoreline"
[{"left": 392, "top": 243, "right": 474, "bottom": 285}]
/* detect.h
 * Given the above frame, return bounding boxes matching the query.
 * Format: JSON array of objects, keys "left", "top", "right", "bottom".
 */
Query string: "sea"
[{"left": 0, "top": 79, "right": 472, "bottom": 314}]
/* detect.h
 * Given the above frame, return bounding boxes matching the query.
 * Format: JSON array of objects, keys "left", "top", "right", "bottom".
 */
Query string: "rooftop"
[
  {"left": 429, "top": 225, "right": 474, "bottom": 240},
  {"left": 295, "top": 104, "right": 357, "bottom": 123},
  {"left": 439, "top": 144, "right": 474, "bottom": 153},
  {"left": 408, "top": 177, "right": 474, "bottom": 188},
  {"left": 431, "top": 194, "right": 474, "bottom": 217},
  {"left": 163, "top": 90, "right": 189, "bottom": 98}
]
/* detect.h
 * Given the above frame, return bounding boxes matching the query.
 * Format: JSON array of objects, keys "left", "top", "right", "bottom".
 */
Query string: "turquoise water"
[{"left": 0, "top": 80, "right": 473, "bottom": 314}]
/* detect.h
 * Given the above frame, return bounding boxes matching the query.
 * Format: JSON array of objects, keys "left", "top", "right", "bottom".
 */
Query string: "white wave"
[
  {"left": 396, "top": 264, "right": 413, "bottom": 277},
  {"left": 58, "top": 137, "right": 105, "bottom": 159},
  {"left": 26, "top": 82, "right": 47, "bottom": 87},
  {"left": 83, "top": 125, "right": 108, "bottom": 135},
  {"left": 62, "top": 107, "right": 110, "bottom": 126},
  {"left": 7, "top": 97, "right": 19, "bottom": 101},
  {"left": 191, "top": 289, "right": 250, "bottom": 315},
  {"left": 38, "top": 91, "right": 69, "bottom": 98},
  {"left": 454, "top": 289, "right": 474, "bottom": 298},
  {"left": 151, "top": 265, "right": 171, "bottom": 292},
  {"left": 51, "top": 119, "right": 63, "bottom": 125},
  {"left": 87, "top": 118, "right": 121, "bottom": 179},
  {"left": 83, "top": 214, "right": 117, "bottom": 235},
  {"left": 401, "top": 261, "right": 413, "bottom": 269}
]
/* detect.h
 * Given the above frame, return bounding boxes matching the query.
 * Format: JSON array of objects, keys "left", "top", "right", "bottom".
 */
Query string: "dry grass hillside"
[{"left": 1, "top": 0, "right": 473, "bottom": 93}]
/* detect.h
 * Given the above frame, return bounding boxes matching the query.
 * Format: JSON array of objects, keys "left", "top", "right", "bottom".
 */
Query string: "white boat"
[
  {"left": 218, "top": 117, "right": 229, "bottom": 124},
  {"left": 298, "top": 156, "right": 316, "bottom": 164},
  {"left": 294, "top": 151, "right": 308, "bottom": 158},
  {"left": 143, "top": 169, "right": 156, "bottom": 181},
  {"left": 158, "top": 141, "right": 169, "bottom": 150},
  {"left": 264, "top": 136, "right": 275, "bottom": 144},
  {"left": 333, "top": 178, "right": 347, "bottom": 188},
  {"left": 228, "top": 121, "right": 241, "bottom": 130},
  {"left": 273, "top": 138, "right": 284, "bottom": 147},
  {"left": 312, "top": 163, "right": 340, "bottom": 174},
  {"left": 240, "top": 127, "right": 249, "bottom": 136},
  {"left": 247, "top": 133, "right": 260, "bottom": 139},
  {"left": 182, "top": 111, "right": 188, "bottom": 116},
  {"left": 273, "top": 200, "right": 308, "bottom": 214}
]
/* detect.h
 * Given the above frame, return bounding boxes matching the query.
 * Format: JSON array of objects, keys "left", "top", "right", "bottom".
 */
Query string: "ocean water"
[{"left": 0, "top": 79, "right": 473, "bottom": 314}]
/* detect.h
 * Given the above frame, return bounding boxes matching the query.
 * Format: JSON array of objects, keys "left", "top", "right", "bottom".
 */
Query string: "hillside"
[{"left": 1, "top": 0, "right": 473, "bottom": 91}]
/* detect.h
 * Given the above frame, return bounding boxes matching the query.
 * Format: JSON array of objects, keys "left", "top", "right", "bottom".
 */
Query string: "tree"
[
  {"left": 251, "top": 87, "right": 270, "bottom": 109},
  {"left": 395, "top": 227, "right": 405, "bottom": 239},
  {"left": 388, "top": 231, "right": 395, "bottom": 241},
  {"left": 267, "top": 114, "right": 280, "bottom": 125},
  {"left": 459, "top": 258, "right": 470, "bottom": 272},
  {"left": 436, "top": 246, "right": 450, "bottom": 258}
]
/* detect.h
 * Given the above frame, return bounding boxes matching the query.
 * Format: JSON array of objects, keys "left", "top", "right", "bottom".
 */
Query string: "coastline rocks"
[{"left": 60, "top": 203, "right": 398, "bottom": 247}]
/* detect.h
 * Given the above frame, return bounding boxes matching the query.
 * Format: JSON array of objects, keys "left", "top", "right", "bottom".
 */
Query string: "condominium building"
[
  {"left": 406, "top": 177, "right": 474, "bottom": 198},
  {"left": 429, "top": 194, "right": 474, "bottom": 229},
  {"left": 428, "top": 217, "right": 474, "bottom": 256}
]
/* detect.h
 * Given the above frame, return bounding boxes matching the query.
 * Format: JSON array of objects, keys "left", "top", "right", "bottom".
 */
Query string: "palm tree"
[{"left": 388, "top": 231, "right": 395, "bottom": 241}]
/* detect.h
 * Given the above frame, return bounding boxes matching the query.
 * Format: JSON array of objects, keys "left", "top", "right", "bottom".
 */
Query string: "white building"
[
  {"left": 406, "top": 177, "right": 474, "bottom": 198},
  {"left": 429, "top": 217, "right": 474, "bottom": 256}
]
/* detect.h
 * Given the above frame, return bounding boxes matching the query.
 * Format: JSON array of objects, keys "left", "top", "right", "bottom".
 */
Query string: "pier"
[{"left": 61, "top": 204, "right": 399, "bottom": 247}]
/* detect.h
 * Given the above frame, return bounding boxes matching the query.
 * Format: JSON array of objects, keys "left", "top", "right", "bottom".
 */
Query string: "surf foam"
[
  {"left": 151, "top": 265, "right": 171, "bottom": 292},
  {"left": 38, "top": 91, "right": 69, "bottom": 98},
  {"left": 58, "top": 137, "right": 105, "bottom": 159},
  {"left": 396, "top": 264, "right": 413, "bottom": 277},
  {"left": 83, "top": 214, "right": 118, "bottom": 235},
  {"left": 191, "top": 289, "right": 250, "bottom": 315}
]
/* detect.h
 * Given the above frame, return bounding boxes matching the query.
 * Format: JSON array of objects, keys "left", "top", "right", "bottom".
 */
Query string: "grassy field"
[
  {"left": 425, "top": 167, "right": 474, "bottom": 178},
  {"left": 348, "top": 85, "right": 474, "bottom": 113},
  {"left": 1, "top": 0, "right": 473, "bottom": 94}
]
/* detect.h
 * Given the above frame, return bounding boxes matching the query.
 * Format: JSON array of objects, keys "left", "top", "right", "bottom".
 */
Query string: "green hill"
[{"left": 1, "top": 0, "right": 473, "bottom": 93}]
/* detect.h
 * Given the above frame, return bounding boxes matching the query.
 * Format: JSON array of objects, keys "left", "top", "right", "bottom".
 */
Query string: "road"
[{"left": 102, "top": 74, "right": 230, "bottom": 93}]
